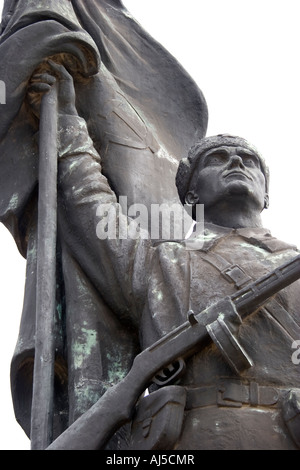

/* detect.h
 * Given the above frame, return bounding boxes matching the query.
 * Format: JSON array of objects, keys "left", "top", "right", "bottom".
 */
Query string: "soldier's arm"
[{"left": 30, "top": 61, "right": 151, "bottom": 323}]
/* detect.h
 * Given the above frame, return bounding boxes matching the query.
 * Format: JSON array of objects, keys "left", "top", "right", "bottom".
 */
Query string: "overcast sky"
[{"left": 0, "top": 0, "right": 299, "bottom": 450}]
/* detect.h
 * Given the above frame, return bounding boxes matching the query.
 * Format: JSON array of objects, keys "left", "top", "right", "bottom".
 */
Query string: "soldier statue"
[
  {"left": 0, "top": 1, "right": 299, "bottom": 450},
  {"left": 32, "top": 62, "right": 300, "bottom": 450}
]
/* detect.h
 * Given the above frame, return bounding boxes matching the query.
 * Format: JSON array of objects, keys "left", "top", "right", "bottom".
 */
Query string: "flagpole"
[{"left": 30, "top": 82, "right": 58, "bottom": 450}]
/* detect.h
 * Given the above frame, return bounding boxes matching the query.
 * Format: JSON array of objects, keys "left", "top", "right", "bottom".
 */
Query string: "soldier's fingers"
[
  {"left": 30, "top": 73, "right": 56, "bottom": 85},
  {"left": 47, "top": 60, "right": 72, "bottom": 80},
  {"left": 28, "top": 83, "right": 52, "bottom": 93}
]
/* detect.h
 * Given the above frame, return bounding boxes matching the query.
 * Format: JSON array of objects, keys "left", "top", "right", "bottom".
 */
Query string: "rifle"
[{"left": 47, "top": 253, "right": 300, "bottom": 450}]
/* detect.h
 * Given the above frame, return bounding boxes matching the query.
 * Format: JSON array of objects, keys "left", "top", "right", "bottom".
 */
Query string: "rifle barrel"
[{"left": 231, "top": 254, "right": 300, "bottom": 319}]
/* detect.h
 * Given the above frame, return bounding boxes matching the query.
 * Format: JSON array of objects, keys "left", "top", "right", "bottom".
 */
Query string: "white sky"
[{"left": 0, "top": 0, "right": 299, "bottom": 450}]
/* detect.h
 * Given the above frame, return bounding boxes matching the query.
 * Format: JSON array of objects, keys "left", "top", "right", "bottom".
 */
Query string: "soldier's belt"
[{"left": 185, "top": 379, "right": 295, "bottom": 409}]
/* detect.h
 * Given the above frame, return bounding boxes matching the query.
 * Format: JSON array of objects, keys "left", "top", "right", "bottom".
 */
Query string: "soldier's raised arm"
[{"left": 29, "top": 60, "right": 152, "bottom": 326}]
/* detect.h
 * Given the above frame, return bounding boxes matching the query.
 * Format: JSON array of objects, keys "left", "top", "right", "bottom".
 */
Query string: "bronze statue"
[
  {"left": 31, "top": 63, "right": 300, "bottom": 450},
  {"left": 1, "top": 0, "right": 299, "bottom": 450}
]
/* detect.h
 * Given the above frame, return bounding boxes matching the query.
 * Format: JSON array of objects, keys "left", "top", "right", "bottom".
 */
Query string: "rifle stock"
[{"left": 47, "top": 253, "right": 300, "bottom": 450}]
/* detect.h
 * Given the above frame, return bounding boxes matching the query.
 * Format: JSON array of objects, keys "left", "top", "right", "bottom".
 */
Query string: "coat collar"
[{"left": 186, "top": 223, "right": 297, "bottom": 253}]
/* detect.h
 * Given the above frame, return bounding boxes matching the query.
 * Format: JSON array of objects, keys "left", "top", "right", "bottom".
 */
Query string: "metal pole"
[{"left": 30, "top": 82, "right": 58, "bottom": 450}]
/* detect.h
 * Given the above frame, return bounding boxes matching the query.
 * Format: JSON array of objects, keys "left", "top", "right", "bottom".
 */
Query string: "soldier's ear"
[
  {"left": 264, "top": 194, "right": 269, "bottom": 209},
  {"left": 185, "top": 190, "right": 199, "bottom": 206}
]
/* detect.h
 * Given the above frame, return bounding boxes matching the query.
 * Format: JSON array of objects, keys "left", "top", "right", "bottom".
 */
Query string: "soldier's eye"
[
  {"left": 205, "top": 153, "right": 227, "bottom": 166},
  {"left": 241, "top": 155, "right": 259, "bottom": 168}
]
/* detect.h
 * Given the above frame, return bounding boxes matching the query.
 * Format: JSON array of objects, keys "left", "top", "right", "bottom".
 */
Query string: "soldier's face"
[{"left": 188, "top": 145, "right": 267, "bottom": 211}]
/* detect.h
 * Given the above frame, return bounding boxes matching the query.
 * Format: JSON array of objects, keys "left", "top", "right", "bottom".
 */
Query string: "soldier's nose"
[{"left": 227, "top": 154, "right": 245, "bottom": 169}]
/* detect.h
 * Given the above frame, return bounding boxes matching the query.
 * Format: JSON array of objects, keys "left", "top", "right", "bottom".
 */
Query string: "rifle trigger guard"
[{"left": 152, "top": 358, "right": 186, "bottom": 386}]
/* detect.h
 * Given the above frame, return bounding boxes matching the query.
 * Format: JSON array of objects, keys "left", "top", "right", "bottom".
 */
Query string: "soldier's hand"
[{"left": 28, "top": 59, "right": 77, "bottom": 118}]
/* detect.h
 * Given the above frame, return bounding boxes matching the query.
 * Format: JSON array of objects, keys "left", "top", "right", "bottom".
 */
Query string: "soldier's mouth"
[{"left": 223, "top": 171, "right": 252, "bottom": 181}]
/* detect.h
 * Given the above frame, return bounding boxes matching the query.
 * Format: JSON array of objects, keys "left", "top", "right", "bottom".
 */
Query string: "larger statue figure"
[{"left": 1, "top": 1, "right": 300, "bottom": 451}]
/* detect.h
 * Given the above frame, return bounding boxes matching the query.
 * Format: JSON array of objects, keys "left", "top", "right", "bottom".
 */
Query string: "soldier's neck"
[{"left": 204, "top": 204, "right": 263, "bottom": 229}]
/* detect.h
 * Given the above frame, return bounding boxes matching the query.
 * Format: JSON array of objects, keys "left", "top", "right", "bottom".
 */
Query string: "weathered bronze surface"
[{"left": 0, "top": 1, "right": 299, "bottom": 450}]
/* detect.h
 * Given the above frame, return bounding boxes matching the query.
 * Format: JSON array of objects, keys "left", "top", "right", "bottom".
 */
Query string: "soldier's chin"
[{"left": 226, "top": 180, "right": 250, "bottom": 196}]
